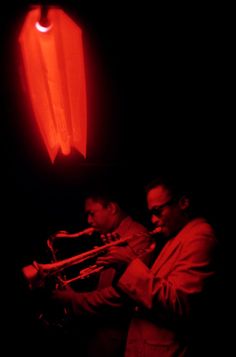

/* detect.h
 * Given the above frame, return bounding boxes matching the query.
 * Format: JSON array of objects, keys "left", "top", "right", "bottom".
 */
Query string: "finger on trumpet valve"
[{"left": 100, "top": 232, "right": 120, "bottom": 244}]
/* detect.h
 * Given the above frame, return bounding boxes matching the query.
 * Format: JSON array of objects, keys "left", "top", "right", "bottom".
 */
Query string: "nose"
[
  {"left": 87, "top": 215, "right": 93, "bottom": 225},
  {"left": 151, "top": 214, "right": 160, "bottom": 226}
]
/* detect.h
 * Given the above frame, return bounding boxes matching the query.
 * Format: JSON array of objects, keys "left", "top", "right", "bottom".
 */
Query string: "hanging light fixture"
[{"left": 19, "top": 5, "right": 87, "bottom": 163}]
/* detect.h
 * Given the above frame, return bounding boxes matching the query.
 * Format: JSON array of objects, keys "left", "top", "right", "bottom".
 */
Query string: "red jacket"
[{"left": 118, "top": 218, "right": 218, "bottom": 357}]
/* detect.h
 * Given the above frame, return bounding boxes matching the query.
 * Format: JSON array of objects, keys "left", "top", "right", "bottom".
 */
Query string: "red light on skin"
[{"left": 19, "top": 6, "right": 87, "bottom": 163}]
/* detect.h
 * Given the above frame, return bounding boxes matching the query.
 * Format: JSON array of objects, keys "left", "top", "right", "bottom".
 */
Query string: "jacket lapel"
[{"left": 151, "top": 218, "right": 203, "bottom": 274}]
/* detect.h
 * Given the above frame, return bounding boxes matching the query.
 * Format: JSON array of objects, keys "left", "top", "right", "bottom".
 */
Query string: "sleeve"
[
  {"left": 117, "top": 231, "right": 218, "bottom": 323},
  {"left": 70, "top": 224, "right": 152, "bottom": 316},
  {"left": 70, "top": 285, "right": 128, "bottom": 316}
]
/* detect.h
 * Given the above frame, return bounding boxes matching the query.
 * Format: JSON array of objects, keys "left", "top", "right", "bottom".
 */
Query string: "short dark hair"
[
  {"left": 145, "top": 174, "right": 192, "bottom": 201},
  {"left": 83, "top": 182, "right": 127, "bottom": 211},
  {"left": 85, "top": 191, "right": 117, "bottom": 207}
]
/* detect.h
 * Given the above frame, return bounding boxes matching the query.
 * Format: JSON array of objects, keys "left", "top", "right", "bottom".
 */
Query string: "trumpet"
[{"left": 22, "top": 231, "right": 151, "bottom": 286}]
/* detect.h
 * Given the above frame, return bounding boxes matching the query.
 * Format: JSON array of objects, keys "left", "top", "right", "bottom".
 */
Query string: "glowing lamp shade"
[{"left": 19, "top": 6, "right": 87, "bottom": 162}]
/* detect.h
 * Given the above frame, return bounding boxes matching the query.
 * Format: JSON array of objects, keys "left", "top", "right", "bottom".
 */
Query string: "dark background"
[{"left": 2, "top": 0, "right": 233, "bottom": 354}]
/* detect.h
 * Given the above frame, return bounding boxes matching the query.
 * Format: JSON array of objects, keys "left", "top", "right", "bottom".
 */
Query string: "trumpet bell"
[{"left": 22, "top": 263, "right": 38, "bottom": 281}]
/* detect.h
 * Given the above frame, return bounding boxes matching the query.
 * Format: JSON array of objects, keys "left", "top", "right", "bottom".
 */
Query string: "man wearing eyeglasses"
[{"left": 100, "top": 174, "right": 220, "bottom": 357}]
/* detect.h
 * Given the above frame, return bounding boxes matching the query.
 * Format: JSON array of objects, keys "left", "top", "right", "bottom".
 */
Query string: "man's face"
[
  {"left": 147, "top": 185, "right": 186, "bottom": 238},
  {"left": 85, "top": 198, "right": 114, "bottom": 234}
]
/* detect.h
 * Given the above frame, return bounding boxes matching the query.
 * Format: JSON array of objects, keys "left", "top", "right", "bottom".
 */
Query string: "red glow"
[{"left": 19, "top": 6, "right": 87, "bottom": 162}]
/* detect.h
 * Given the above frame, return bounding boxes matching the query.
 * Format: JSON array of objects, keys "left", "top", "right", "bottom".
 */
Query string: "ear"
[
  {"left": 108, "top": 202, "right": 118, "bottom": 215},
  {"left": 178, "top": 195, "right": 190, "bottom": 211}
]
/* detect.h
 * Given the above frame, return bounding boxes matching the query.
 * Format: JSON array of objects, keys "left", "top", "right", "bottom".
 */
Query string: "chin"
[{"left": 162, "top": 228, "right": 170, "bottom": 237}]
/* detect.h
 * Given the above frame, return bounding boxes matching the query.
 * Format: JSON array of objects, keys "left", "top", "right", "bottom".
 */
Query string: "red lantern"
[{"left": 19, "top": 6, "right": 87, "bottom": 162}]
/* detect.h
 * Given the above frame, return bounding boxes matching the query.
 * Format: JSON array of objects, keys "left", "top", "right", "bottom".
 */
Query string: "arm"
[
  {"left": 71, "top": 285, "right": 128, "bottom": 316},
  {"left": 52, "top": 281, "right": 131, "bottom": 317},
  {"left": 117, "top": 232, "right": 218, "bottom": 323},
  {"left": 52, "top": 230, "right": 153, "bottom": 316}
]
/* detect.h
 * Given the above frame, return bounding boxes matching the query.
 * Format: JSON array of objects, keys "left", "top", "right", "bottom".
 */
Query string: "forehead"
[
  {"left": 147, "top": 185, "right": 172, "bottom": 207},
  {"left": 85, "top": 198, "right": 104, "bottom": 211}
]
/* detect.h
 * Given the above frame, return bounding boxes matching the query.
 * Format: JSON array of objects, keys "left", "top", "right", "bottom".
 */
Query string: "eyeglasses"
[{"left": 149, "top": 198, "right": 176, "bottom": 217}]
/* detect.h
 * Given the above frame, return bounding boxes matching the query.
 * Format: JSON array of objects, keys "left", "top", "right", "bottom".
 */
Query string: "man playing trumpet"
[{"left": 51, "top": 185, "right": 154, "bottom": 357}]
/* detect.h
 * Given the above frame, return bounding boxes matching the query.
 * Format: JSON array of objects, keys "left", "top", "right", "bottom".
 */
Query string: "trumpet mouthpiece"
[{"left": 150, "top": 227, "right": 162, "bottom": 235}]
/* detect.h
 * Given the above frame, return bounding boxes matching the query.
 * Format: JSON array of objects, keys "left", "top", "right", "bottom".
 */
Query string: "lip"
[{"left": 151, "top": 226, "right": 162, "bottom": 234}]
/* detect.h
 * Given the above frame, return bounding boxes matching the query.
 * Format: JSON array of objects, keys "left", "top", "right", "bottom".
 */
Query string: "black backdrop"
[{"left": 2, "top": 1, "right": 233, "bottom": 354}]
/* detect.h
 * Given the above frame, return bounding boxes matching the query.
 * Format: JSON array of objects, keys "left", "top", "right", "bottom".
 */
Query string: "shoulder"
[
  {"left": 182, "top": 217, "right": 216, "bottom": 239},
  {"left": 180, "top": 218, "right": 219, "bottom": 258},
  {"left": 124, "top": 216, "right": 149, "bottom": 234}
]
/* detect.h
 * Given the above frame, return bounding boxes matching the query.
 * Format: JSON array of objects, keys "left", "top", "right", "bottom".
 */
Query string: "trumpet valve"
[{"left": 100, "top": 232, "right": 120, "bottom": 244}]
